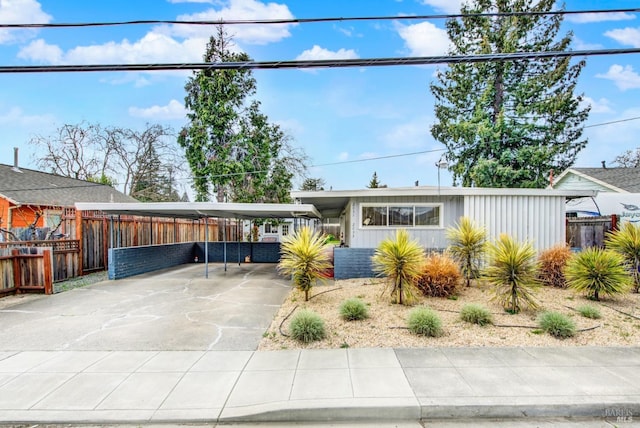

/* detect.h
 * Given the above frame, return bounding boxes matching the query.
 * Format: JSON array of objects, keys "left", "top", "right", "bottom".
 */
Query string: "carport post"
[
  {"left": 237, "top": 218, "right": 240, "bottom": 266},
  {"left": 223, "top": 217, "right": 227, "bottom": 272},
  {"left": 204, "top": 216, "right": 209, "bottom": 279}
]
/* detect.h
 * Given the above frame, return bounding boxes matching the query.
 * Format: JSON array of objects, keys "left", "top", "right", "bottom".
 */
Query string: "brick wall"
[
  {"left": 194, "top": 242, "right": 281, "bottom": 263},
  {"left": 108, "top": 243, "right": 195, "bottom": 279},
  {"left": 334, "top": 248, "right": 376, "bottom": 279}
]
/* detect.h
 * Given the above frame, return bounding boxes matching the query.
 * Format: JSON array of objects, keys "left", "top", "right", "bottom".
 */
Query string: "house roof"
[
  {"left": 75, "top": 202, "right": 322, "bottom": 220},
  {"left": 0, "top": 163, "right": 137, "bottom": 207},
  {"left": 553, "top": 168, "right": 640, "bottom": 193},
  {"left": 292, "top": 186, "right": 596, "bottom": 218}
]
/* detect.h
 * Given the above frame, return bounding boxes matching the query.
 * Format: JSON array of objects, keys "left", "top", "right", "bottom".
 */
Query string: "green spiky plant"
[
  {"left": 564, "top": 247, "right": 633, "bottom": 301},
  {"left": 371, "top": 229, "right": 425, "bottom": 305},
  {"left": 605, "top": 222, "right": 640, "bottom": 293},
  {"left": 485, "top": 234, "right": 540, "bottom": 314},
  {"left": 277, "top": 226, "right": 332, "bottom": 301},
  {"left": 446, "top": 217, "right": 487, "bottom": 287}
]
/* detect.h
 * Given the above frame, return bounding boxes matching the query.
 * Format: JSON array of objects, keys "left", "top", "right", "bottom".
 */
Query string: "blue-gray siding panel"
[
  {"left": 108, "top": 243, "right": 195, "bottom": 279},
  {"left": 334, "top": 248, "right": 376, "bottom": 279}
]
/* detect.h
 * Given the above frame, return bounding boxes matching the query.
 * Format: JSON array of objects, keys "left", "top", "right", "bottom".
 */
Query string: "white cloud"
[
  {"left": 381, "top": 116, "right": 430, "bottom": 149},
  {"left": 337, "top": 152, "right": 349, "bottom": 161},
  {"left": 0, "top": 0, "right": 52, "bottom": 44},
  {"left": 295, "top": 45, "right": 359, "bottom": 61},
  {"left": 419, "top": 0, "right": 463, "bottom": 14},
  {"left": 168, "top": 0, "right": 213, "bottom": 3},
  {"left": 605, "top": 27, "right": 640, "bottom": 48},
  {"left": 568, "top": 12, "right": 636, "bottom": 24},
  {"left": 596, "top": 64, "right": 640, "bottom": 91},
  {"left": 572, "top": 37, "right": 602, "bottom": 51},
  {"left": 396, "top": 22, "right": 450, "bottom": 56},
  {"left": 0, "top": 106, "right": 54, "bottom": 126},
  {"left": 128, "top": 99, "right": 187, "bottom": 120},
  {"left": 581, "top": 97, "right": 613, "bottom": 114},
  {"left": 170, "top": 0, "right": 295, "bottom": 45}
]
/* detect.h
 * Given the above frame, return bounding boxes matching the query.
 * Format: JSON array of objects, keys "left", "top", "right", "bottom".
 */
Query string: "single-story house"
[
  {"left": 292, "top": 185, "right": 595, "bottom": 278},
  {"left": 552, "top": 166, "right": 640, "bottom": 222},
  {"left": 0, "top": 158, "right": 136, "bottom": 240}
]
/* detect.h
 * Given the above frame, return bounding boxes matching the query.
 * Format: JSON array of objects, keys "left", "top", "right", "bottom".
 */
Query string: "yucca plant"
[
  {"left": 605, "top": 222, "right": 640, "bottom": 292},
  {"left": 371, "top": 229, "right": 425, "bottom": 305},
  {"left": 564, "top": 247, "right": 633, "bottom": 301},
  {"left": 446, "top": 217, "right": 487, "bottom": 287},
  {"left": 538, "top": 244, "right": 573, "bottom": 288},
  {"left": 277, "top": 226, "right": 332, "bottom": 301},
  {"left": 485, "top": 234, "right": 539, "bottom": 314}
]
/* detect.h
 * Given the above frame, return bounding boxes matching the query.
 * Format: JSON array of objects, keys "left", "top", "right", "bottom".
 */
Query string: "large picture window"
[{"left": 361, "top": 204, "right": 441, "bottom": 228}]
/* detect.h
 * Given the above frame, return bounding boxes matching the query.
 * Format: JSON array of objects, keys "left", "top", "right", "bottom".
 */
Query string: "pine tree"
[
  {"left": 430, "top": 0, "right": 590, "bottom": 188},
  {"left": 368, "top": 172, "right": 381, "bottom": 188}
]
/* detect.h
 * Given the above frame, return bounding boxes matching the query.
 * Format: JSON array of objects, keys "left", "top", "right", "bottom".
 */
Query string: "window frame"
[{"left": 360, "top": 203, "right": 443, "bottom": 229}]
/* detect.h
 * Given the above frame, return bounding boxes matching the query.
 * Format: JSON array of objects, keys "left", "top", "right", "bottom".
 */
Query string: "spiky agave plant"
[
  {"left": 277, "top": 226, "right": 332, "bottom": 301},
  {"left": 446, "top": 217, "right": 487, "bottom": 287},
  {"left": 605, "top": 222, "right": 640, "bottom": 292},
  {"left": 371, "top": 229, "right": 425, "bottom": 305},
  {"left": 564, "top": 247, "right": 633, "bottom": 301},
  {"left": 485, "top": 234, "right": 539, "bottom": 314}
]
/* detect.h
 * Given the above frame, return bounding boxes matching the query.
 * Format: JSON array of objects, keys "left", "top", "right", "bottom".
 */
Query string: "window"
[
  {"left": 264, "top": 223, "right": 273, "bottom": 234},
  {"left": 281, "top": 224, "right": 289, "bottom": 236},
  {"left": 361, "top": 204, "right": 441, "bottom": 228}
]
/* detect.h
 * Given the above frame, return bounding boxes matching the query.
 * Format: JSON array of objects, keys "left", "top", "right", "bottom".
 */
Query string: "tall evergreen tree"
[
  {"left": 179, "top": 25, "right": 304, "bottom": 202},
  {"left": 368, "top": 172, "right": 381, "bottom": 188},
  {"left": 430, "top": 0, "right": 590, "bottom": 188}
]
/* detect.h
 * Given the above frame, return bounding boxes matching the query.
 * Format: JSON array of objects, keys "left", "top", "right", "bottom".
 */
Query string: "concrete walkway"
[{"left": 0, "top": 346, "right": 638, "bottom": 425}]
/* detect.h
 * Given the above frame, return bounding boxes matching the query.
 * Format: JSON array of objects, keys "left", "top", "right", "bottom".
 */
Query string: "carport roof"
[{"left": 74, "top": 202, "right": 322, "bottom": 220}]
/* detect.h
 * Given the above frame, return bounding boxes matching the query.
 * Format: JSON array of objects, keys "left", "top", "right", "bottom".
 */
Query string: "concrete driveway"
[{"left": 0, "top": 263, "right": 291, "bottom": 351}]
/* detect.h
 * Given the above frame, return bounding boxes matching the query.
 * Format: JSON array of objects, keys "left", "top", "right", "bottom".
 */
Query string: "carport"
[{"left": 75, "top": 202, "right": 321, "bottom": 279}]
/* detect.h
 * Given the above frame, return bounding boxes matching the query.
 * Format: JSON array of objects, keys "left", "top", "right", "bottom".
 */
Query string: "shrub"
[
  {"left": 289, "top": 309, "right": 326, "bottom": 343},
  {"left": 485, "top": 234, "right": 540, "bottom": 313},
  {"left": 407, "top": 307, "right": 443, "bottom": 337},
  {"left": 278, "top": 227, "right": 332, "bottom": 301},
  {"left": 414, "top": 252, "right": 461, "bottom": 297},
  {"left": 446, "top": 217, "right": 487, "bottom": 287},
  {"left": 371, "top": 229, "right": 425, "bottom": 305},
  {"left": 564, "top": 247, "right": 633, "bottom": 301},
  {"left": 538, "top": 244, "right": 573, "bottom": 288},
  {"left": 460, "top": 303, "right": 493, "bottom": 326},
  {"left": 339, "top": 298, "right": 369, "bottom": 321},
  {"left": 577, "top": 304, "right": 602, "bottom": 319},
  {"left": 605, "top": 222, "right": 640, "bottom": 292},
  {"left": 537, "top": 311, "right": 576, "bottom": 339}
]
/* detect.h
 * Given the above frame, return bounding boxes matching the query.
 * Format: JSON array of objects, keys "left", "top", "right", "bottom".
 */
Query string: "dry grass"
[{"left": 258, "top": 278, "right": 640, "bottom": 350}]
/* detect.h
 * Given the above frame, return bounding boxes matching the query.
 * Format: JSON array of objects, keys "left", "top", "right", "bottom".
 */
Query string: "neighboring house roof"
[
  {"left": 553, "top": 167, "right": 640, "bottom": 193},
  {"left": 0, "top": 163, "right": 137, "bottom": 207},
  {"left": 292, "top": 186, "right": 596, "bottom": 218}
]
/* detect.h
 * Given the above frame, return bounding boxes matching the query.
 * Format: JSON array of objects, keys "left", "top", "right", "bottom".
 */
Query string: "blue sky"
[{"left": 1, "top": 0, "right": 640, "bottom": 196}]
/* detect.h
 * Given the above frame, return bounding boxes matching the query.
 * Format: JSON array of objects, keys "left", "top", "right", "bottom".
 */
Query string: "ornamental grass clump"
[
  {"left": 278, "top": 226, "right": 332, "bottom": 301},
  {"left": 407, "top": 307, "right": 443, "bottom": 337},
  {"left": 460, "top": 303, "right": 493, "bottom": 326},
  {"left": 339, "top": 298, "right": 369, "bottom": 321},
  {"left": 485, "top": 234, "right": 540, "bottom": 314},
  {"left": 289, "top": 309, "right": 326, "bottom": 343},
  {"left": 605, "top": 222, "right": 640, "bottom": 293},
  {"left": 371, "top": 229, "right": 425, "bottom": 305},
  {"left": 537, "top": 311, "right": 576, "bottom": 339},
  {"left": 446, "top": 217, "right": 487, "bottom": 287},
  {"left": 538, "top": 244, "right": 573, "bottom": 288},
  {"left": 564, "top": 247, "right": 633, "bottom": 301},
  {"left": 414, "top": 252, "right": 461, "bottom": 297},
  {"left": 577, "top": 304, "right": 602, "bottom": 319}
]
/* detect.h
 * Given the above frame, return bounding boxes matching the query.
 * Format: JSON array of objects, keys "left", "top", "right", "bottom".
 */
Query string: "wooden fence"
[
  {"left": 0, "top": 247, "right": 53, "bottom": 296},
  {"left": 566, "top": 215, "right": 618, "bottom": 249}
]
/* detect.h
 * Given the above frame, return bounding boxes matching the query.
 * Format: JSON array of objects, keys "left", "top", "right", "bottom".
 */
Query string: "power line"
[
  {"left": 1, "top": 8, "right": 638, "bottom": 28},
  {"left": 1, "top": 47, "right": 639, "bottom": 74}
]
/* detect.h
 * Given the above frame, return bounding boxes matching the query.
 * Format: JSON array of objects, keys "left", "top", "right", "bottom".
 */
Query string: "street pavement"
[{"left": 0, "top": 264, "right": 639, "bottom": 426}]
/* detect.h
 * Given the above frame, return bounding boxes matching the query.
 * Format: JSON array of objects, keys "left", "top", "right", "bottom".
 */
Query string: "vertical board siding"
[
  {"left": 465, "top": 195, "right": 565, "bottom": 251},
  {"left": 349, "top": 195, "right": 463, "bottom": 250}
]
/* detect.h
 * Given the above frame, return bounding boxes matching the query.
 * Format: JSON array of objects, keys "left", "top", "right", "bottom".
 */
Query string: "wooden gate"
[{"left": 0, "top": 247, "right": 53, "bottom": 296}]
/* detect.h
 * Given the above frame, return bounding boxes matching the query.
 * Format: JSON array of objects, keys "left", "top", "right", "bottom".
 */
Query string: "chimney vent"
[
  {"left": 601, "top": 160, "right": 607, "bottom": 169},
  {"left": 12, "top": 147, "right": 21, "bottom": 172}
]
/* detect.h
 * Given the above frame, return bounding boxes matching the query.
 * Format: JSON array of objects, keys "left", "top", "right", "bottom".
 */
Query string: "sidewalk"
[{"left": 0, "top": 347, "right": 638, "bottom": 425}]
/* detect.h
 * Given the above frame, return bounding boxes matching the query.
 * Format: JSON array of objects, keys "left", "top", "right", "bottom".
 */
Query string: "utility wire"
[
  {"left": 1, "top": 7, "right": 638, "bottom": 28},
  {"left": 1, "top": 47, "right": 639, "bottom": 74}
]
